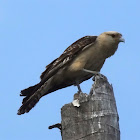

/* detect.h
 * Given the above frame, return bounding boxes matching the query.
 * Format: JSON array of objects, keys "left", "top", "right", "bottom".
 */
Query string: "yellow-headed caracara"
[{"left": 18, "top": 31, "right": 125, "bottom": 115}]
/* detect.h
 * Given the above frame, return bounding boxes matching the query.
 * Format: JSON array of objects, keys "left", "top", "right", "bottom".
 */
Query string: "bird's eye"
[{"left": 111, "top": 34, "right": 115, "bottom": 38}]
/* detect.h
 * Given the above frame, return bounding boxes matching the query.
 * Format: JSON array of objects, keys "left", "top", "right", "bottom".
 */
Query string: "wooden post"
[{"left": 61, "top": 75, "right": 120, "bottom": 140}]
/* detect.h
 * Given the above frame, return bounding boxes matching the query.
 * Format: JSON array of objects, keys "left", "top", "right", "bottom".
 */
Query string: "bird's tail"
[
  {"left": 17, "top": 84, "right": 42, "bottom": 115},
  {"left": 20, "top": 83, "right": 41, "bottom": 103}
]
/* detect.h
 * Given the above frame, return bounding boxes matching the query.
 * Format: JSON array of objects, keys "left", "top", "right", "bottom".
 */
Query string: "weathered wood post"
[{"left": 61, "top": 75, "right": 120, "bottom": 140}]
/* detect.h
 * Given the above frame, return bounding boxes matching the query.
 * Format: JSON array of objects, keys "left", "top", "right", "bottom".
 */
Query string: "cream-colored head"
[
  {"left": 97, "top": 31, "right": 125, "bottom": 58},
  {"left": 98, "top": 31, "right": 125, "bottom": 45}
]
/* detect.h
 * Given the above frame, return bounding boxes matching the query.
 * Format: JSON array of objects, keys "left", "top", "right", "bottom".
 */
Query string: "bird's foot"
[
  {"left": 92, "top": 73, "right": 105, "bottom": 81},
  {"left": 72, "top": 91, "right": 82, "bottom": 107}
]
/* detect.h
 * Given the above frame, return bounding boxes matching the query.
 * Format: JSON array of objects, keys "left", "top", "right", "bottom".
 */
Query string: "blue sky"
[{"left": 0, "top": 0, "right": 140, "bottom": 140}]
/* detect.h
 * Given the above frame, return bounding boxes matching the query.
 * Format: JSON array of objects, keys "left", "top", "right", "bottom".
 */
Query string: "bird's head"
[
  {"left": 98, "top": 31, "right": 125, "bottom": 45},
  {"left": 97, "top": 31, "right": 125, "bottom": 58}
]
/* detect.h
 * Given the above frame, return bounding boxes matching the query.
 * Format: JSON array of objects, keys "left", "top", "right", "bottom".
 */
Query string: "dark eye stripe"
[{"left": 111, "top": 34, "right": 115, "bottom": 38}]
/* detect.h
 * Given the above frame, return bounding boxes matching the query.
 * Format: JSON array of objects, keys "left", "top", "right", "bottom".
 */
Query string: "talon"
[
  {"left": 92, "top": 76, "right": 95, "bottom": 81},
  {"left": 95, "top": 73, "right": 104, "bottom": 79}
]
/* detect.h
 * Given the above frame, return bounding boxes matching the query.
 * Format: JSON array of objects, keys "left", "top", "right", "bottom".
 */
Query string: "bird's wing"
[
  {"left": 18, "top": 35, "right": 97, "bottom": 115},
  {"left": 40, "top": 36, "right": 97, "bottom": 81},
  {"left": 20, "top": 36, "right": 97, "bottom": 97}
]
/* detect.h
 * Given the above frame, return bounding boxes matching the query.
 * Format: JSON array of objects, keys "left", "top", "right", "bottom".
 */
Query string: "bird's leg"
[
  {"left": 82, "top": 68, "right": 104, "bottom": 79},
  {"left": 73, "top": 81, "right": 83, "bottom": 98},
  {"left": 83, "top": 69, "right": 100, "bottom": 75},
  {"left": 75, "top": 81, "right": 83, "bottom": 94}
]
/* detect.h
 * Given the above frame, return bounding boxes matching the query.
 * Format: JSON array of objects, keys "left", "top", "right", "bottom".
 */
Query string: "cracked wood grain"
[{"left": 61, "top": 75, "right": 120, "bottom": 140}]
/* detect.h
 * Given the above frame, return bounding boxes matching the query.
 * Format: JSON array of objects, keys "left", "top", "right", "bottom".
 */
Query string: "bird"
[{"left": 17, "top": 31, "right": 125, "bottom": 115}]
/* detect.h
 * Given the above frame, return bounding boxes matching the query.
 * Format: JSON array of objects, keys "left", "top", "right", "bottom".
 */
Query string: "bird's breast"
[
  {"left": 64, "top": 45, "right": 105, "bottom": 83},
  {"left": 68, "top": 45, "right": 104, "bottom": 72}
]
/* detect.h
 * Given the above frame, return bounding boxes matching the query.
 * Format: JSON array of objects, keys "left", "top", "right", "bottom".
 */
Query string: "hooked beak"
[{"left": 119, "top": 37, "right": 125, "bottom": 43}]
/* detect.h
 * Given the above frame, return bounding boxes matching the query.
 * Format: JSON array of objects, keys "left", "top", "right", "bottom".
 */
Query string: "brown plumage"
[{"left": 17, "top": 31, "right": 125, "bottom": 115}]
